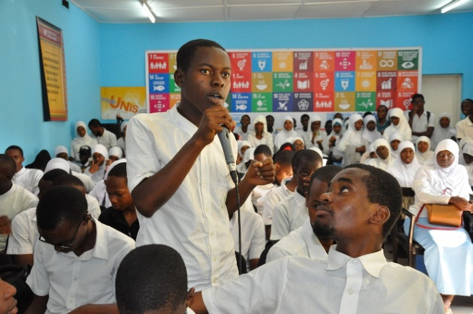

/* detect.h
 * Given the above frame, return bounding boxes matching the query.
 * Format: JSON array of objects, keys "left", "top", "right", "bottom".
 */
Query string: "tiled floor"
[{"left": 384, "top": 242, "right": 473, "bottom": 313}]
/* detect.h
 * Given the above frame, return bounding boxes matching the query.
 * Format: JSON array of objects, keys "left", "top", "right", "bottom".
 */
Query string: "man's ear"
[
  {"left": 369, "top": 205, "right": 390, "bottom": 226},
  {"left": 174, "top": 69, "right": 185, "bottom": 87},
  {"left": 186, "top": 287, "right": 195, "bottom": 307}
]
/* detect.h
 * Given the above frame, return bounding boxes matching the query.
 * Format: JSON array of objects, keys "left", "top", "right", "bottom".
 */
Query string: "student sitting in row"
[{"left": 5, "top": 145, "right": 43, "bottom": 195}]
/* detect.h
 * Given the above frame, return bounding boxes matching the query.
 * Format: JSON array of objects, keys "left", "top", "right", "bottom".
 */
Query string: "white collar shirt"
[
  {"left": 262, "top": 183, "right": 294, "bottom": 225},
  {"left": 91, "top": 129, "right": 117, "bottom": 150},
  {"left": 252, "top": 183, "right": 274, "bottom": 215},
  {"left": 270, "top": 191, "right": 307, "bottom": 241},
  {"left": 12, "top": 167, "right": 43, "bottom": 195},
  {"left": 202, "top": 246, "right": 444, "bottom": 314},
  {"left": 26, "top": 220, "right": 135, "bottom": 314},
  {"left": 404, "top": 110, "right": 435, "bottom": 142},
  {"left": 6, "top": 197, "right": 100, "bottom": 256},
  {"left": 0, "top": 184, "right": 38, "bottom": 250},
  {"left": 456, "top": 117, "right": 473, "bottom": 140},
  {"left": 266, "top": 218, "right": 327, "bottom": 263},
  {"left": 229, "top": 208, "right": 265, "bottom": 271},
  {"left": 126, "top": 105, "right": 239, "bottom": 291}
]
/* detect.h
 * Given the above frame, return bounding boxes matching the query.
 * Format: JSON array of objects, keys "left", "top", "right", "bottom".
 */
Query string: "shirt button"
[
  {"left": 74, "top": 278, "right": 77, "bottom": 281},
  {"left": 348, "top": 288, "right": 353, "bottom": 294},
  {"left": 210, "top": 231, "right": 215, "bottom": 236},
  {"left": 212, "top": 278, "right": 217, "bottom": 284},
  {"left": 213, "top": 257, "right": 217, "bottom": 262}
]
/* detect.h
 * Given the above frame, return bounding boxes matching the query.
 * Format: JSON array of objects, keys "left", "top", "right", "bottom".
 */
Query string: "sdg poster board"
[{"left": 145, "top": 48, "right": 421, "bottom": 114}]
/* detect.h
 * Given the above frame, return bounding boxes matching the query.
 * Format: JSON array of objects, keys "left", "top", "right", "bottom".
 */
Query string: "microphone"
[{"left": 218, "top": 125, "right": 238, "bottom": 184}]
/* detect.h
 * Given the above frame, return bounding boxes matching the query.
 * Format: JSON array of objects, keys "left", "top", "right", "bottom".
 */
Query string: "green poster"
[
  {"left": 397, "top": 50, "right": 419, "bottom": 70},
  {"left": 272, "top": 72, "right": 293, "bottom": 92},
  {"left": 169, "top": 75, "right": 181, "bottom": 93},
  {"left": 252, "top": 93, "right": 272, "bottom": 112},
  {"left": 355, "top": 92, "right": 376, "bottom": 112}
]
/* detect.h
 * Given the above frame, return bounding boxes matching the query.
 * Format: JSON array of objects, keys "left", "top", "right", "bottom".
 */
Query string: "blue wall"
[
  {"left": 0, "top": 0, "right": 101, "bottom": 163},
  {"left": 1, "top": 1, "right": 472, "bottom": 162}
]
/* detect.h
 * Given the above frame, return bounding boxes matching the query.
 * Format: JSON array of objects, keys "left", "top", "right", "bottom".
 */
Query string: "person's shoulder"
[
  {"left": 12, "top": 184, "right": 37, "bottom": 200},
  {"left": 382, "top": 261, "right": 437, "bottom": 287},
  {"left": 25, "top": 168, "right": 43, "bottom": 177},
  {"left": 97, "top": 220, "right": 135, "bottom": 247}
]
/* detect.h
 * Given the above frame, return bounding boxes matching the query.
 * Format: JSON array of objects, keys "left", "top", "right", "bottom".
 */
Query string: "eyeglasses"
[{"left": 39, "top": 214, "right": 86, "bottom": 250}]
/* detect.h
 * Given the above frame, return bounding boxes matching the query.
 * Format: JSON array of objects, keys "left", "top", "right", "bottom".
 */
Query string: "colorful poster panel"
[{"left": 101, "top": 87, "right": 147, "bottom": 120}]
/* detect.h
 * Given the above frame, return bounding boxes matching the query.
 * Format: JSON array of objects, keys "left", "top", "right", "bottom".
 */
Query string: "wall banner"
[
  {"left": 36, "top": 17, "right": 68, "bottom": 121},
  {"left": 145, "top": 47, "right": 421, "bottom": 114},
  {"left": 100, "top": 87, "right": 147, "bottom": 120}
]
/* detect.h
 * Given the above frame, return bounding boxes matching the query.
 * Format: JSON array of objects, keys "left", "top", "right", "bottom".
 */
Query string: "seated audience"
[
  {"left": 190, "top": 164, "right": 443, "bottom": 314},
  {"left": 337, "top": 113, "right": 367, "bottom": 166},
  {"left": 271, "top": 150, "right": 322, "bottom": 241},
  {"left": 54, "top": 145, "right": 82, "bottom": 173},
  {"left": 5, "top": 145, "right": 43, "bottom": 195},
  {"left": 365, "top": 138, "right": 393, "bottom": 171},
  {"left": 84, "top": 144, "right": 109, "bottom": 183},
  {"left": 247, "top": 115, "right": 274, "bottom": 154},
  {"left": 388, "top": 131, "right": 403, "bottom": 159},
  {"left": 0, "top": 154, "right": 38, "bottom": 252},
  {"left": 25, "top": 150, "right": 51, "bottom": 172},
  {"left": 89, "top": 159, "right": 126, "bottom": 210},
  {"left": 70, "top": 121, "right": 98, "bottom": 162},
  {"left": 44, "top": 157, "right": 95, "bottom": 193},
  {"left": 251, "top": 145, "right": 277, "bottom": 215},
  {"left": 25, "top": 186, "right": 135, "bottom": 313},
  {"left": 233, "top": 115, "right": 251, "bottom": 141},
  {"left": 72, "top": 145, "right": 93, "bottom": 173},
  {"left": 305, "top": 115, "right": 326, "bottom": 151},
  {"left": 88, "top": 118, "right": 117, "bottom": 150},
  {"left": 431, "top": 112, "right": 456, "bottom": 149},
  {"left": 274, "top": 116, "right": 298, "bottom": 151},
  {"left": 236, "top": 140, "right": 251, "bottom": 165},
  {"left": 116, "top": 121, "right": 128, "bottom": 156},
  {"left": 362, "top": 114, "right": 382, "bottom": 145},
  {"left": 115, "top": 244, "right": 195, "bottom": 314},
  {"left": 416, "top": 135, "right": 435, "bottom": 165},
  {"left": 405, "top": 139, "right": 473, "bottom": 312},
  {"left": 383, "top": 108, "right": 412, "bottom": 142},
  {"left": 108, "top": 146, "right": 123, "bottom": 163},
  {"left": 462, "top": 141, "right": 473, "bottom": 186},
  {"left": 99, "top": 162, "right": 139, "bottom": 240},
  {"left": 289, "top": 136, "right": 305, "bottom": 151},
  {"left": 236, "top": 147, "right": 254, "bottom": 178},
  {"left": 322, "top": 118, "right": 343, "bottom": 165},
  {"left": 456, "top": 98, "right": 473, "bottom": 141},
  {"left": 266, "top": 165, "right": 342, "bottom": 263}
]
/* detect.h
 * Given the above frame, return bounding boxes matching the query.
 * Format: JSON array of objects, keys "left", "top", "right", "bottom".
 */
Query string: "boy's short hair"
[
  {"left": 88, "top": 119, "right": 101, "bottom": 128},
  {"left": 176, "top": 39, "right": 226, "bottom": 73},
  {"left": 116, "top": 244, "right": 188, "bottom": 314},
  {"left": 5, "top": 145, "right": 23, "bottom": 156},
  {"left": 292, "top": 150, "right": 322, "bottom": 170},
  {"left": 0, "top": 154, "right": 16, "bottom": 175},
  {"left": 37, "top": 186, "right": 88, "bottom": 231},
  {"left": 411, "top": 93, "right": 424, "bottom": 102},
  {"left": 345, "top": 164, "right": 402, "bottom": 238},
  {"left": 254, "top": 145, "right": 272, "bottom": 158},
  {"left": 273, "top": 150, "right": 295, "bottom": 166},
  {"left": 52, "top": 174, "right": 85, "bottom": 188}
]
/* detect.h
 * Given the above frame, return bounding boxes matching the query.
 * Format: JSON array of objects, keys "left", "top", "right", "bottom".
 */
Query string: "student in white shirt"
[
  {"left": 116, "top": 121, "right": 128, "bottom": 156},
  {"left": 70, "top": 121, "right": 98, "bottom": 162},
  {"left": 190, "top": 164, "right": 443, "bottom": 314},
  {"left": 0, "top": 154, "right": 38, "bottom": 252},
  {"left": 54, "top": 145, "right": 82, "bottom": 173},
  {"left": 405, "top": 93, "right": 435, "bottom": 142},
  {"left": 126, "top": 39, "right": 275, "bottom": 292},
  {"left": 247, "top": 115, "right": 274, "bottom": 153},
  {"left": 25, "top": 186, "right": 135, "bottom": 313},
  {"left": 383, "top": 107, "right": 412, "bottom": 142},
  {"left": 233, "top": 114, "right": 251, "bottom": 141},
  {"left": 305, "top": 114, "right": 326, "bottom": 151},
  {"left": 84, "top": 144, "right": 109, "bottom": 184},
  {"left": 365, "top": 138, "right": 393, "bottom": 171},
  {"left": 88, "top": 119, "right": 118, "bottom": 150},
  {"left": 416, "top": 135, "right": 435, "bottom": 165},
  {"left": 456, "top": 99, "right": 473, "bottom": 141},
  {"left": 115, "top": 244, "right": 196, "bottom": 314},
  {"left": 271, "top": 150, "right": 322, "bottom": 240},
  {"left": 250, "top": 145, "right": 275, "bottom": 215},
  {"left": 431, "top": 112, "right": 456, "bottom": 149},
  {"left": 5, "top": 145, "right": 43, "bottom": 195},
  {"left": 267, "top": 165, "right": 342, "bottom": 263}
]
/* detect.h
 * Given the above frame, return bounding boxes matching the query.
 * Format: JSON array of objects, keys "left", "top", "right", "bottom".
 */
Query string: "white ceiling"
[{"left": 71, "top": 0, "right": 473, "bottom": 23}]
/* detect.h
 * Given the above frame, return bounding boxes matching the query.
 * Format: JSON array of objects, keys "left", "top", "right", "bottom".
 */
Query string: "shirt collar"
[
  {"left": 169, "top": 103, "right": 198, "bottom": 137},
  {"left": 294, "top": 191, "right": 306, "bottom": 206},
  {"left": 65, "top": 219, "right": 108, "bottom": 261},
  {"left": 301, "top": 219, "right": 327, "bottom": 259},
  {"left": 326, "top": 245, "right": 387, "bottom": 278},
  {"left": 14, "top": 167, "right": 26, "bottom": 178}
]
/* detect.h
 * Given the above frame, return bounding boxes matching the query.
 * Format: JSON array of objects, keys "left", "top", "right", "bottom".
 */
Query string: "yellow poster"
[
  {"left": 37, "top": 17, "right": 67, "bottom": 121},
  {"left": 101, "top": 87, "right": 147, "bottom": 120}
]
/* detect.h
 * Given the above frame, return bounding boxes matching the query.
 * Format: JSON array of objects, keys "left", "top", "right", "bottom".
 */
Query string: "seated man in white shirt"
[
  {"left": 270, "top": 150, "right": 323, "bottom": 241},
  {"left": 189, "top": 164, "right": 444, "bottom": 314},
  {"left": 116, "top": 244, "right": 196, "bottom": 314},
  {"left": 0, "top": 154, "right": 38, "bottom": 252},
  {"left": 25, "top": 186, "right": 134, "bottom": 313},
  {"left": 88, "top": 119, "right": 118, "bottom": 150},
  {"left": 251, "top": 144, "right": 276, "bottom": 215},
  {"left": 456, "top": 98, "right": 473, "bottom": 141},
  {"left": 266, "top": 165, "right": 342, "bottom": 263},
  {"left": 5, "top": 145, "right": 43, "bottom": 195}
]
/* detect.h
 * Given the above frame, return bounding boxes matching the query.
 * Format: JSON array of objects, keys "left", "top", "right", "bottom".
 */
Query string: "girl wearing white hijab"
[
  {"left": 405, "top": 139, "right": 473, "bottom": 312},
  {"left": 387, "top": 141, "right": 421, "bottom": 209},
  {"left": 247, "top": 115, "right": 274, "bottom": 153},
  {"left": 383, "top": 108, "right": 412, "bottom": 142},
  {"left": 362, "top": 115, "right": 381, "bottom": 145},
  {"left": 458, "top": 137, "right": 473, "bottom": 166},
  {"left": 85, "top": 144, "right": 109, "bottom": 183},
  {"left": 70, "top": 121, "right": 98, "bottom": 161},
  {"left": 365, "top": 138, "right": 393, "bottom": 171},
  {"left": 388, "top": 132, "right": 403, "bottom": 160},
  {"left": 462, "top": 141, "right": 473, "bottom": 186},
  {"left": 322, "top": 118, "right": 343, "bottom": 163},
  {"left": 337, "top": 113, "right": 367, "bottom": 166},
  {"left": 55, "top": 145, "right": 82, "bottom": 173},
  {"left": 415, "top": 136, "right": 434, "bottom": 165},
  {"left": 431, "top": 113, "right": 456, "bottom": 149},
  {"left": 274, "top": 116, "right": 298, "bottom": 150},
  {"left": 236, "top": 140, "right": 251, "bottom": 165},
  {"left": 305, "top": 114, "right": 326, "bottom": 150},
  {"left": 236, "top": 147, "right": 255, "bottom": 176},
  {"left": 289, "top": 136, "right": 305, "bottom": 151}
]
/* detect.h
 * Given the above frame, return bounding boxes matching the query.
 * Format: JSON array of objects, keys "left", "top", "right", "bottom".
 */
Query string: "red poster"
[
  {"left": 313, "top": 72, "right": 334, "bottom": 93},
  {"left": 376, "top": 91, "right": 395, "bottom": 109},
  {"left": 149, "top": 93, "right": 169, "bottom": 113},
  {"left": 148, "top": 53, "right": 169, "bottom": 73},
  {"left": 293, "top": 72, "right": 312, "bottom": 92},
  {"left": 230, "top": 52, "right": 252, "bottom": 74},
  {"left": 294, "top": 51, "right": 313, "bottom": 72},
  {"left": 314, "top": 51, "right": 335, "bottom": 72},
  {"left": 314, "top": 92, "right": 334, "bottom": 112},
  {"left": 397, "top": 71, "right": 418, "bottom": 92},
  {"left": 376, "top": 71, "right": 397, "bottom": 92},
  {"left": 335, "top": 51, "right": 356, "bottom": 71},
  {"left": 232, "top": 72, "right": 251, "bottom": 92},
  {"left": 396, "top": 91, "right": 415, "bottom": 110}
]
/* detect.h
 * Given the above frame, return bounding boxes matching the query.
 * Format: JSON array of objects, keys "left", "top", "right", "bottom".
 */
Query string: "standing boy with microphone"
[{"left": 126, "top": 39, "right": 275, "bottom": 291}]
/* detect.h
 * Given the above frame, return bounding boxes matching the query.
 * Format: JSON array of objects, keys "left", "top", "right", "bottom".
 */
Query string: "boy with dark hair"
[
  {"left": 127, "top": 39, "right": 275, "bottom": 291},
  {"left": 270, "top": 150, "right": 322, "bottom": 240},
  {"left": 25, "top": 186, "right": 134, "bottom": 313},
  {"left": 116, "top": 244, "right": 194, "bottom": 314},
  {"left": 404, "top": 93, "right": 435, "bottom": 141},
  {"left": 88, "top": 119, "right": 117, "bottom": 150},
  {"left": 456, "top": 98, "right": 473, "bottom": 140},
  {"left": 266, "top": 165, "right": 342, "bottom": 262},
  {"left": 5, "top": 145, "right": 43, "bottom": 194},
  {"left": 190, "top": 164, "right": 444, "bottom": 314},
  {"left": 0, "top": 154, "right": 38, "bottom": 252}
]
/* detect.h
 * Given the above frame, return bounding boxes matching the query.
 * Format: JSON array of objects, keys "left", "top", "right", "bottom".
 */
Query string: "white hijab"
[
  {"left": 323, "top": 118, "right": 343, "bottom": 155},
  {"left": 72, "top": 121, "right": 95, "bottom": 146},
  {"left": 108, "top": 146, "right": 123, "bottom": 159},
  {"left": 383, "top": 108, "right": 412, "bottom": 142},
  {"left": 92, "top": 144, "right": 109, "bottom": 161},
  {"left": 388, "top": 132, "right": 404, "bottom": 159},
  {"left": 44, "top": 158, "right": 71, "bottom": 174},
  {"left": 237, "top": 140, "right": 251, "bottom": 158},
  {"left": 388, "top": 141, "right": 421, "bottom": 187},
  {"left": 54, "top": 145, "right": 69, "bottom": 157},
  {"left": 338, "top": 113, "right": 364, "bottom": 150},
  {"left": 366, "top": 138, "right": 393, "bottom": 170},
  {"left": 415, "top": 136, "right": 434, "bottom": 165},
  {"left": 252, "top": 115, "right": 269, "bottom": 135},
  {"left": 362, "top": 115, "right": 381, "bottom": 145},
  {"left": 275, "top": 116, "right": 298, "bottom": 149},
  {"left": 431, "top": 112, "right": 456, "bottom": 148}
]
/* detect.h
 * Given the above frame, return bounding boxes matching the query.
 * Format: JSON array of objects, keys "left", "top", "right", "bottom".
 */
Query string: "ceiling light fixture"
[
  {"left": 440, "top": 0, "right": 469, "bottom": 13},
  {"left": 142, "top": 0, "right": 156, "bottom": 23}
]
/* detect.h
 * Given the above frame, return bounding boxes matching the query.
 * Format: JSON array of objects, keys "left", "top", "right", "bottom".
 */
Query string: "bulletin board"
[{"left": 145, "top": 47, "right": 422, "bottom": 115}]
